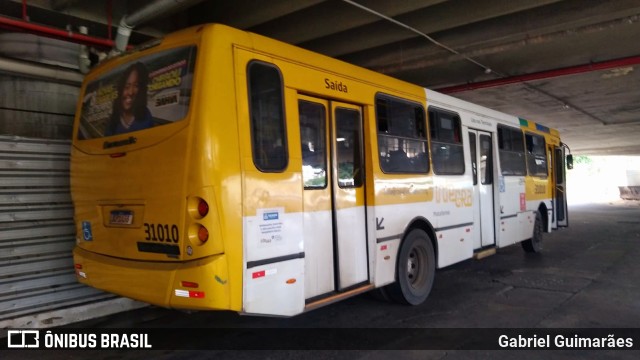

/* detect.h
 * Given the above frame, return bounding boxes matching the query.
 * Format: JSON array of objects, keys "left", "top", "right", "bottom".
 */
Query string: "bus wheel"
[
  {"left": 388, "top": 229, "right": 435, "bottom": 305},
  {"left": 522, "top": 210, "right": 543, "bottom": 253}
]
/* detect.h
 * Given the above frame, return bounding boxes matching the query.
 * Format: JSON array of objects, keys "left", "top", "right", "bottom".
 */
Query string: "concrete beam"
[
  {"left": 203, "top": 0, "right": 327, "bottom": 29},
  {"left": 249, "top": 0, "right": 446, "bottom": 45},
  {"left": 301, "top": 0, "right": 561, "bottom": 57},
  {"left": 344, "top": 0, "right": 640, "bottom": 73}
]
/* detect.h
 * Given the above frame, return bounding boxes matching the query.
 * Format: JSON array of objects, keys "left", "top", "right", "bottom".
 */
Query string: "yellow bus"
[{"left": 71, "top": 24, "right": 570, "bottom": 316}]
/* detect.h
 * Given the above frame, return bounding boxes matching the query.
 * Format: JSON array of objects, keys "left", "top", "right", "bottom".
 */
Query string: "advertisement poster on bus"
[{"left": 77, "top": 46, "right": 197, "bottom": 140}]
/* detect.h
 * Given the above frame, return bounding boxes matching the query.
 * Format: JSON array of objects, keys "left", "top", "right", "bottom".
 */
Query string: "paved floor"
[{"left": 3, "top": 201, "right": 640, "bottom": 359}]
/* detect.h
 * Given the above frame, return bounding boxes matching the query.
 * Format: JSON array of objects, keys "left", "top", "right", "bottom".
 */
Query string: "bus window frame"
[
  {"left": 375, "top": 93, "right": 429, "bottom": 175},
  {"left": 299, "top": 99, "right": 329, "bottom": 190},
  {"left": 428, "top": 106, "right": 465, "bottom": 176},
  {"left": 524, "top": 131, "right": 549, "bottom": 178},
  {"left": 247, "top": 61, "right": 289, "bottom": 173},
  {"left": 497, "top": 124, "right": 527, "bottom": 176},
  {"left": 334, "top": 106, "right": 364, "bottom": 189}
]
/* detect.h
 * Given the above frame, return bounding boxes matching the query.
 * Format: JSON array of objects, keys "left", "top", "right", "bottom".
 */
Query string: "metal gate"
[{"left": 0, "top": 135, "right": 143, "bottom": 326}]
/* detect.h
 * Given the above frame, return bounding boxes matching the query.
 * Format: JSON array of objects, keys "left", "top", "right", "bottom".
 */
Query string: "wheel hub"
[{"left": 407, "top": 248, "right": 423, "bottom": 286}]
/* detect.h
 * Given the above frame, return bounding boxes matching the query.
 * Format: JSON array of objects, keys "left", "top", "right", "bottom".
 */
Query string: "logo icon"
[
  {"left": 263, "top": 212, "right": 279, "bottom": 221},
  {"left": 7, "top": 330, "right": 40, "bottom": 348}
]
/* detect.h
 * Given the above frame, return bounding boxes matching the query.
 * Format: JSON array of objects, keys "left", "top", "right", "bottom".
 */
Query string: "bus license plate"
[{"left": 110, "top": 210, "right": 133, "bottom": 225}]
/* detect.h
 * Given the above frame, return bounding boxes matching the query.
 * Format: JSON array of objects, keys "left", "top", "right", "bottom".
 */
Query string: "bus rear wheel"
[
  {"left": 522, "top": 210, "right": 543, "bottom": 253},
  {"left": 387, "top": 229, "right": 435, "bottom": 305}
]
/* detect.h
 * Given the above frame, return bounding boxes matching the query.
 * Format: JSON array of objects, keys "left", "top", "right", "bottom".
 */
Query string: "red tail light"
[
  {"left": 198, "top": 199, "right": 209, "bottom": 218},
  {"left": 198, "top": 225, "right": 209, "bottom": 243}
]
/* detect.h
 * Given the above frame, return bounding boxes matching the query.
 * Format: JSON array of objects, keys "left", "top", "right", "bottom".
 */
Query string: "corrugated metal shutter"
[{"left": 0, "top": 135, "right": 118, "bottom": 321}]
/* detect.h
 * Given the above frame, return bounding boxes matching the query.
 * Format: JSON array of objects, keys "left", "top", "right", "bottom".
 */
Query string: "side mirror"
[{"left": 566, "top": 154, "right": 574, "bottom": 170}]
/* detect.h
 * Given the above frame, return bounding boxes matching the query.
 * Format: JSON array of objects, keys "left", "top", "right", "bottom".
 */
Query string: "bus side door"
[
  {"left": 469, "top": 130, "right": 496, "bottom": 248},
  {"left": 554, "top": 146, "right": 569, "bottom": 227},
  {"left": 299, "top": 96, "right": 369, "bottom": 300}
]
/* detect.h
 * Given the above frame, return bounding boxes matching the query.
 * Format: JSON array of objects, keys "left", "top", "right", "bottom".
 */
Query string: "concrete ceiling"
[{"left": 2, "top": 0, "right": 639, "bottom": 155}]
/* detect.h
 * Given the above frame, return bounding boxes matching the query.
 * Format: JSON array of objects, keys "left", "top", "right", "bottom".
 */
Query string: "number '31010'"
[{"left": 144, "top": 223, "right": 179, "bottom": 243}]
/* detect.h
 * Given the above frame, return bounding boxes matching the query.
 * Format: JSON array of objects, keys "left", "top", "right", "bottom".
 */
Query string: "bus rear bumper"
[{"left": 73, "top": 246, "right": 231, "bottom": 311}]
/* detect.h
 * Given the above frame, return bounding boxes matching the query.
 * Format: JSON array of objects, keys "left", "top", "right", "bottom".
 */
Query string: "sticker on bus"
[{"left": 82, "top": 221, "right": 93, "bottom": 241}]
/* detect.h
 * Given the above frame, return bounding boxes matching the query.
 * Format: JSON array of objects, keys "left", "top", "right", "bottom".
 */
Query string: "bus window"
[
  {"left": 335, "top": 108, "right": 363, "bottom": 188},
  {"left": 429, "top": 108, "right": 464, "bottom": 175},
  {"left": 248, "top": 62, "right": 288, "bottom": 172},
  {"left": 376, "top": 94, "right": 428, "bottom": 174},
  {"left": 299, "top": 100, "right": 327, "bottom": 188},
  {"left": 480, "top": 134, "right": 493, "bottom": 184},
  {"left": 469, "top": 132, "right": 478, "bottom": 185},
  {"left": 525, "top": 132, "right": 548, "bottom": 177},
  {"left": 77, "top": 46, "right": 197, "bottom": 140},
  {"left": 498, "top": 125, "right": 526, "bottom": 176}
]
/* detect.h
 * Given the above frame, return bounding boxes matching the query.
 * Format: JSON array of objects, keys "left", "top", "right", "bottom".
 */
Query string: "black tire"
[
  {"left": 522, "top": 210, "right": 543, "bottom": 253},
  {"left": 387, "top": 229, "right": 436, "bottom": 305}
]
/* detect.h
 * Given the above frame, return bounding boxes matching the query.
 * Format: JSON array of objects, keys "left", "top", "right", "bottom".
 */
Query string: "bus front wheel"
[
  {"left": 388, "top": 229, "right": 435, "bottom": 305},
  {"left": 522, "top": 210, "right": 543, "bottom": 253}
]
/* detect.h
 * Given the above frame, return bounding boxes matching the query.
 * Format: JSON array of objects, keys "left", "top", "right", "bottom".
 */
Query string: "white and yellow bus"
[{"left": 71, "top": 24, "right": 570, "bottom": 316}]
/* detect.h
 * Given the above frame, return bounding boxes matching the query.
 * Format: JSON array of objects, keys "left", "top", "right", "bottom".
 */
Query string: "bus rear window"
[{"left": 77, "top": 46, "right": 197, "bottom": 140}]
